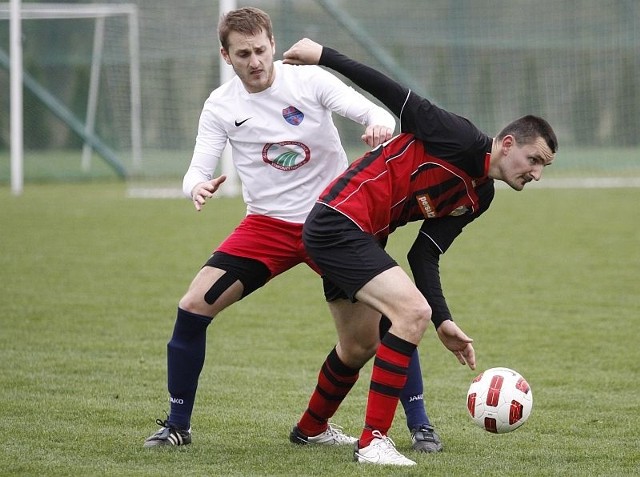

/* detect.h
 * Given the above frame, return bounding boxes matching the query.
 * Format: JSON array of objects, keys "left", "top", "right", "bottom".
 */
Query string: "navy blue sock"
[
  {"left": 400, "top": 348, "right": 431, "bottom": 430},
  {"left": 166, "top": 307, "right": 212, "bottom": 430}
]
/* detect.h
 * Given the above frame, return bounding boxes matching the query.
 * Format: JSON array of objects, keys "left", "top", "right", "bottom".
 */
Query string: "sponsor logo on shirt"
[
  {"left": 262, "top": 141, "right": 311, "bottom": 171},
  {"left": 282, "top": 106, "right": 304, "bottom": 125},
  {"left": 417, "top": 195, "right": 470, "bottom": 218},
  {"left": 417, "top": 194, "right": 436, "bottom": 218}
]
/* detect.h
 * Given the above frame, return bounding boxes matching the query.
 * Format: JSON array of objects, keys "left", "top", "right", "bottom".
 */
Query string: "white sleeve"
[
  {"left": 182, "top": 99, "right": 228, "bottom": 199},
  {"left": 314, "top": 67, "right": 396, "bottom": 131},
  {"left": 182, "top": 151, "right": 220, "bottom": 198}
]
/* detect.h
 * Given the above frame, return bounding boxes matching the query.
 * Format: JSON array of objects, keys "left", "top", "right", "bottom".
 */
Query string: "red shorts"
[{"left": 216, "top": 214, "right": 321, "bottom": 278}]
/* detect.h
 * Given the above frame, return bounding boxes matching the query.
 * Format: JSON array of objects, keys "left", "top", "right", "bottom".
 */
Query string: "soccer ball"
[{"left": 466, "top": 367, "right": 533, "bottom": 433}]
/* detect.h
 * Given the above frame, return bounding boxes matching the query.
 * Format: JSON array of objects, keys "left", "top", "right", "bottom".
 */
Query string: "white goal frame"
[{"left": 1, "top": 1, "right": 142, "bottom": 195}]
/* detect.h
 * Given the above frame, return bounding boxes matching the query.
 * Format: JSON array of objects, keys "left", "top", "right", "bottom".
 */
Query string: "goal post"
[
  {"left": 8, "top": 0, "right": 21, "bottom": 195},
  {"left": 217, "top": 0, "right": 240, "bottom": 197},
  {"left": 1, "top": 1, "right": 142, "bottom": 195}
]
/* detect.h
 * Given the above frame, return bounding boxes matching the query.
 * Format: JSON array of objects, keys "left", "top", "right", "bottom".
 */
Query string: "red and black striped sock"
[
  {"left": 297, "top": 347, "right": 359, "bottom": 437},
  {"left": 359, "top": 332, "right": 416, "bottom": 448}
]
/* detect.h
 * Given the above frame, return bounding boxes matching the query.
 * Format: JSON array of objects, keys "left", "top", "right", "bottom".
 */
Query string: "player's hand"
[
  {"left": 191, "top": 175, "right": 227, "bottom": 211},
  {"left": 362, "top": 125, "right": 394, "bottom": 148},
  {"left": 282, "top": 38, "right": 323, "bottom": 65},
  {"left": 436, "top": 320, "right": 476, "bottom": 370}
]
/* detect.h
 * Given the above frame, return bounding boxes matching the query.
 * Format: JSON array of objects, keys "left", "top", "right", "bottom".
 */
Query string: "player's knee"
[
  {"left": 339, "top": 339, "right": 378, "bottom": 368},
  {"left": 356, "top": 338, "right": 379, "bottom": 361},
  {"left": 178, "top": 291, "right": 210, "bottom": 315},
  {"left": 415, "top": 301, "right": 432, "bottom": 332},
  {"left": 178, "top": 272, "right": 242, "bottom": 315},
  {"left": 398, "top": 300, "right": 431, "bottom": 339}
]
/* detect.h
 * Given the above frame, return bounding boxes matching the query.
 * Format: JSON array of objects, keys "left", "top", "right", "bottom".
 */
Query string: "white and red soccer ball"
[{"left": 466, "top": 367, "right": 533, "bottom": 433}]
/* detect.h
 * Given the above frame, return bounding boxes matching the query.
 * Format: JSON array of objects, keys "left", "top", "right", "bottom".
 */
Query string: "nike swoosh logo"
[{"left": 234, "top": 117, "right": 251, "bottom": 127}]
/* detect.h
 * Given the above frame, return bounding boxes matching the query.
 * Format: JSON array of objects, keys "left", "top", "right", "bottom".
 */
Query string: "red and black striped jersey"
[
  {"left": 318, "top": 47, "right": 494, "bottom": 242},
  {"left": 318, "top": 47, "right": 499, "bottom": 327},
  {"left": 319, "top": 132, "right": 491, "bottom": 241}
]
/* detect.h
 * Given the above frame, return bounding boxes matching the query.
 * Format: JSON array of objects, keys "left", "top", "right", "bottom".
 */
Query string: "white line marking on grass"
[
  {"left": 127, "top": 187, "right": 184, "bottom": 198},
  {"left": 495, "top": 177, "right": 640, "bottom": 189}
]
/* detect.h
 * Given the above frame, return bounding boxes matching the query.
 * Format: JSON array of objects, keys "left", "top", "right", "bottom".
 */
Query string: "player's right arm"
[
  {"left": 284, "top": 39, "right": 410, "bottom": 119},
  {"left": 184, "top": 167, "right": 227, "bottom": 211},
  {"left": 284, "top": 39, "right": 478, "bottom": 147},
  {"left": 182, "top": 99, "right": 230, "bottom": 211}
]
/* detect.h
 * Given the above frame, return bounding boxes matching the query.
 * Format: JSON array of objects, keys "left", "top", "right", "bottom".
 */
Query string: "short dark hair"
[
  {"left": 497, "top": 115, "right": 558, "bottom": 153},
  {"left": 218, "top": 7, "right": 273, "bottom": 52}
]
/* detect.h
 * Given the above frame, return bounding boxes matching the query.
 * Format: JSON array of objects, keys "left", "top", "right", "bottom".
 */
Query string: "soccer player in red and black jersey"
[{"left": 284, "top": 39, "right": 557, "bottom": 466}]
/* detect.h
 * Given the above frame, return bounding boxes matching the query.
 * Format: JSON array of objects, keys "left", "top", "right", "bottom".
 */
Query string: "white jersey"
[{"left": 183, "top": 61, "right": 395, "bottom": 223}]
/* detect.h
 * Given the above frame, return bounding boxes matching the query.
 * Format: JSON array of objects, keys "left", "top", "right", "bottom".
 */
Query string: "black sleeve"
[
  {"left": 407, "top": 180, "right": 495, "bottom": 328},
  {"left": 319, "top": 46, "right": 411, "bottom": 119},
  {"left": 319, "top": 47, "right": 487, "bottom": 156},
  {"left": 408, "top": 233, "right": 451, "bottom": 329}
]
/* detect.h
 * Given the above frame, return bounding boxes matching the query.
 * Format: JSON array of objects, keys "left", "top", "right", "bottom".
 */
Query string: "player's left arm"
[
  {"left": 408, "top": 216, "right": 477, "bottom": 369},
  {"left": 409, "top": 180, "right": 494, "bottom": 366},
  {"left": 311, "top": 66, "right": 395, "bottom": 148},
  {"left": 409, "top": 180, "right": 494, "bottom": 328},
  {"left": 407, "top": 219, "right": 463, "bottom": 329}
]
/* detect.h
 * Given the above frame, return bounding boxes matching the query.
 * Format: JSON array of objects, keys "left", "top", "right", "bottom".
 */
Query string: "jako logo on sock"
[{"left": 169, "top": 397, "right": 184, "bottom": 404}]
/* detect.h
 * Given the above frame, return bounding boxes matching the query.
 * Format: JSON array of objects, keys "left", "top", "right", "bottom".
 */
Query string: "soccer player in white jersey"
[{"left": 144, "top": 7, "right": 442, "bottom": 453}]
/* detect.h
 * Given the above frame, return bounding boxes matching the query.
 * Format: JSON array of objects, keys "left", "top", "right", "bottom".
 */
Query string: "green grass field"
[
  {"left": 1, "top": 182, "right": 639, "bottom": 476},
  {"left": 1, "top": 146, "right": 640, "bottom": 184}
]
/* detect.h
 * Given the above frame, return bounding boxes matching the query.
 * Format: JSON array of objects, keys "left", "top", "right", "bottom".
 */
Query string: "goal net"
[
  {"left": 1, "top": 0, "right": 639, "bottom": 190},
  {"left": 0, "top": 2, "right": 141, "bottom": 185}
]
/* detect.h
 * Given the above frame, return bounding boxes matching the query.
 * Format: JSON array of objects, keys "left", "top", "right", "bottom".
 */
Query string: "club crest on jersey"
[
  {"left": 449, "top": 205, "right": 469, "bottom": 216},
  {"left": 282, "top": 106, "right": 304, "bottom": 125},
  {"left": 417, "top": 194, "right": 436, "bottom": 218},
  {"left": 262, "top": 141, "right": 311, "bottom": 171}
]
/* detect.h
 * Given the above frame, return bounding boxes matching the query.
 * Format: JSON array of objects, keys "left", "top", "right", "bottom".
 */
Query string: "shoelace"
[
  {"left": 326, "top": 423, "right": 352, "bottom": 441},
  {"left": 371, "top": 430, "right": 403, "bottom": 457},
  {"left": 326, "top": 423, "right": 345, "bottom": 434},
  {"left": 155, "top": 418, "right": 169, "bottom": 428},
  {"left": 155, "top": 411, "right": 172, "bottom": 429}
]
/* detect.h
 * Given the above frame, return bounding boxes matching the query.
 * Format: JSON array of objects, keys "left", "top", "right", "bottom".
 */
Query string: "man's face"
[
  {"left": 221, "top": 29, "right": 275, "bottom": 93},
  {"left": 499, "top": 136, "right": 555, "bottom": 191}
]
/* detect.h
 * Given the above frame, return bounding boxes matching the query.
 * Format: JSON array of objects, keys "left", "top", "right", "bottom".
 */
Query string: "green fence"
[{"left": 1, "top": 0, "right": 638, "bottom": 183}]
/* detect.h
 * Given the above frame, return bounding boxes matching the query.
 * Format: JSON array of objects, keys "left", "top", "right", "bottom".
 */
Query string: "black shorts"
[{"left": 304, "top": 203, "right": 397, "bottom": 302}]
